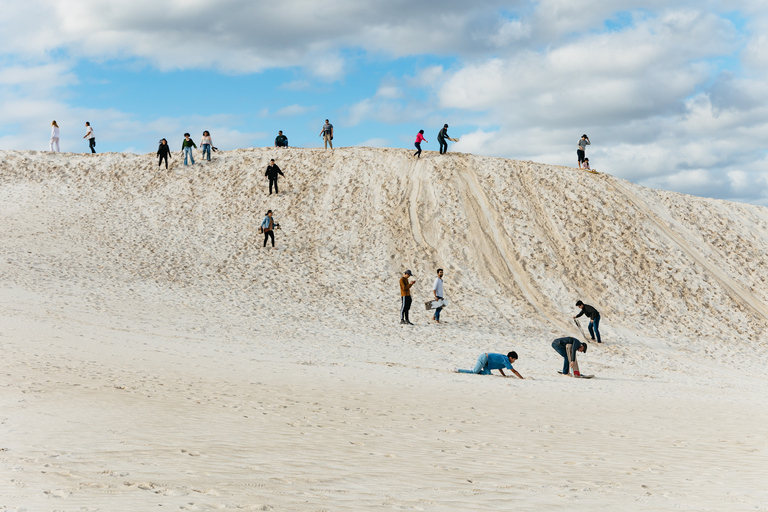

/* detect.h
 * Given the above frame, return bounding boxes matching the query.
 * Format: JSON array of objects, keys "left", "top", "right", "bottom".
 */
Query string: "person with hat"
[
  {"left": 261, "top": 210, "right": 276, "bottom": 248},
  {"left": 437, "top": 124, "right": 450, "bottom": 154},
  {"left": 454, "top": 351, "right": 524, "bottom": 378},
  {"left": 577, "top": 134, "right": 590, "bottom": 169},
  {"left": 574, "top": 300, "right": 601, "bottom": 343},
  {"left": 551, "top": 336, "right": 587, "bottom": 377},
  {"left": 400, "top": 270, "right": 416, "bottom": 325}
]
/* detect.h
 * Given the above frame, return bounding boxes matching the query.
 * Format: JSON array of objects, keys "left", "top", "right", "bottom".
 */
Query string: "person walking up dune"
[
  {"left": 181, "top": 133, "right": 196, "bottom": 165},
  {"left": 83, "top": 122, "right": 96, "bottom": 153},
  {"left": 437, "top": 124, "right": 450, "bottom": 155},
  {"left": 200, "top": 131, "right": 213, "bottom": 161},
  {"left": 414, "top": 130, "right": 428, "bottom": 158},
  {"left": 157, "top": 139, "right": 172, "bottom": 169},
  {"left": 577, "top": 134, "right": 590, "bottom": 169},
  {"left": 400, "top": 270, "right": 415, "bottom": 325},
  {"left": 265, "top": 159, "right": 284, "bottom": 195},
  {"left": 320, "top": 119, "right": 334, "bottom": 150},
  {"left": 261, "top": 210, "right": 276, "bottom": 248},
  {"left": 50, "top": 121, "right": 60, "bottom": 152}
]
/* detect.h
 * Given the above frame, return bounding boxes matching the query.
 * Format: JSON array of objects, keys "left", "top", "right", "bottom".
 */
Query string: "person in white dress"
[{"left": 50, "top": 121, "right": 60, "bottom": 152}]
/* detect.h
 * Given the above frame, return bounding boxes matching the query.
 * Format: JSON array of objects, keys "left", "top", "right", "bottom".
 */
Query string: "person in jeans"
[
  {"left": 577, "top": 134, "right": 590, "bottom": 168},
  {"left": 574, "top": 300, "right": 601, "bottom": 343},
  {"left": 437, "top": 124, "right": 450, "bottom": 154},
  {"left": 400, "top": 270, "right": 415, "bottom": 325},
  {"left": 455, "top": 352, "right": 524, "bottom": 378},
  {"left": 319, "top": 119, "right": 334, "bottom": 149},
  {"left": 414, "top": 130, "right": 428, "bottom": 158},
  {"left": 551, "top": 337, "right": 587, "bottom": 377},
  {"left": 432, "top": 268, "right": 444, "bottom": 323},
  {"left": 181, "top": 133, "right": 196, "bottom": 165},
  {"left": 275, "top": 131, "right": 288, "bottom": 147},
  {"left": 265, "top": 159, "right": 284, "bottom": 195},
  {"left": 157, "top": 139, "right": 172, "bottom": 169},
  {"left": 83, "top": 122, "right": 96, "bottom": 153},
  {"left": 261, "top": 210, "right": 275, "bottom": 248},
  {"left": 200, "top": 131, "right": 213, "bottom": 161}
]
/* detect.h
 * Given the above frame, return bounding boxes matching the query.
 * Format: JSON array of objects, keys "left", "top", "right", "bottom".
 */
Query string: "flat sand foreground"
[{"left": 1, "top": 149, "right": 767, "bottom": 511}]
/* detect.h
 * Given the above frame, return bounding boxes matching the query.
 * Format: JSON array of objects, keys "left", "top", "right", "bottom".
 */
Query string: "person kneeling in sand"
[
  {"left": 551, "top": 337, "right": 587, "bottom": 377},
  {"left": 454, "top": 352, "right": 524, "bottom": 378}
]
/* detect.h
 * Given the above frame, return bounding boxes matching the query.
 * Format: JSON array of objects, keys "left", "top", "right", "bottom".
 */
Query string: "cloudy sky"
[{"left": 1, "top": 0, "right": 767, "bottom": 205}]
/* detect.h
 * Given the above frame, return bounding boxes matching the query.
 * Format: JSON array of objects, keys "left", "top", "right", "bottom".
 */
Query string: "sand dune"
[{"left": 1, "top": 148, "right": 767, "bottom": 511}]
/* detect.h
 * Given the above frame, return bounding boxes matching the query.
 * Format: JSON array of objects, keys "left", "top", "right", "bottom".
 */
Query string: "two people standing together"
[{"left": 399, "top": 268, "right": 446, "bottom": 325}]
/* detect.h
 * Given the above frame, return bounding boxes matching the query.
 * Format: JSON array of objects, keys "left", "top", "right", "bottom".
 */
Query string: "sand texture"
[{"left": 1, "top": 147, "right": 767, "bottom": 511}]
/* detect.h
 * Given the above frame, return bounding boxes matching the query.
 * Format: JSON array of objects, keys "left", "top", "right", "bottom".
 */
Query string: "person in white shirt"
[
  {"left": 83, "top": 122, "right": 96, "bottom": 153},
  {"left": 50, "top": 120, "right": 60, "bottom": 152},
  {"left": 433, "top": 268, "right": 444, "bottom": 323}
]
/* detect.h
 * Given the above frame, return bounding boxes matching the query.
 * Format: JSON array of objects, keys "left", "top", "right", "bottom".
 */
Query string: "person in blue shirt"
[{"left": 454, "top": 352, "right": 524, "bottom": 378}]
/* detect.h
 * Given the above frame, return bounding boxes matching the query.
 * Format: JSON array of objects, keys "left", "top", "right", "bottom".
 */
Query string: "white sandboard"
[{"left": 424, "top": 297, "right": 449, "bottom": 310}]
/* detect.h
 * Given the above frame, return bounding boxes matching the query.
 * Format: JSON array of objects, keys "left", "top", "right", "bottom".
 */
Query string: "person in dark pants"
[
  {"left": 265, "top": 159, "right": 284, "bottom": 195},
  {"left": 432, "top": 268, "right": 444, "bottom": 323},
  {"left": 275, "top": 131, "right": 288, "bottom": 147},
  {"left": 157, "top": 139, "right": 172, "bottom": 169},
  {"left": 414, "top": 130, "right": 427, "bottom": 158},
  {"left": 400, "top": 270, "right": 415, "bottom": 325},
  {"left": 83, "top": 122, "right": 96, "bottom": 153},
  {"left": 574, "top": 300, "right": 601, "bottom": 343},
  {"left": 551, "top": 337, "right": 587, "bottom": 377},
  {"left": 437, "top": 124, "right": 450, "bottom": 154},
  {"left": 261, "top": 210, "right": 275, "bottom": 248},
  {"left": 577, "top": 134, "right": 590, "bottom": 169}
]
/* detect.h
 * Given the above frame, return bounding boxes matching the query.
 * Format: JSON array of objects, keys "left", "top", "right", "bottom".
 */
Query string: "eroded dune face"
[{"left": 1, "top": 147, "right": 767, "bottom": 345}]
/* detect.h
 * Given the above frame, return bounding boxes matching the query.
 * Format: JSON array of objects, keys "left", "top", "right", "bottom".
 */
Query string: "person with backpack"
[
  {"left": 261, "top": 210, "right": 276, "bottom": 248},
  {"left": 320, "top": 119, "right": 334, "bottom": 149},
  {"left": 265, "top": 159, "right": 284, "bottom": 195},
  {"left": 437, "top": 124, "right": 450, "bottom": 154}
]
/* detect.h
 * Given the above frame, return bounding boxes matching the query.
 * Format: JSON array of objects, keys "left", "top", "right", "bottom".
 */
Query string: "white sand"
[{"left": 1, "top": 147, "right": 767, "bottom": 511}]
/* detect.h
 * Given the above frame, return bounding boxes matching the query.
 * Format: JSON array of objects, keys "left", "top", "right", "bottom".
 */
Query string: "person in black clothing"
[
  {"left": 157, "top": 139, "right": 172, "bottom": 169},
  {"left": 574, "top": 300, "right": 601, "bottom": 343},
  {"left": 275, "top": 131, "right": 288, "bottom": 147},
  {"left": 265, "top": 159, "right": 285, "bottom": 195},
  {"left": 437, "top": 124, "right": 450, "bottom": 154}
]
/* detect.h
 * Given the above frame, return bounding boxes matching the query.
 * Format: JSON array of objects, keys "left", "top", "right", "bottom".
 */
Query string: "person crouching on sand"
[
  {"left": 551, "top": 337, "right": 587, "bottom": 377},
  {"left": 414, "top": 130, "right": 428, "bottom": 158},
  {"left": 454, "top": 352, "right": 524, "bottom": 378}
]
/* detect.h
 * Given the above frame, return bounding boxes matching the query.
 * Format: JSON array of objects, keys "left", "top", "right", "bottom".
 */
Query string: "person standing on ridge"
[
  {"left": 432, "top": 268, "right": 444, "bottom": 323},
  {"left": 414, "top": 130, "right": 428, "bottom": 158},
  {"left": 551, "top": 336, "right": 587, "bottom": 377},
  {"left": 83, "top": 122, "right": 96, "bottom": 153},
  {"left": 437, "top": 124, "right": 450, "bottom": 154},
  {"left": 400, "top": 270, "right": 416, "bottom": 325},
  {"left": 200, "top": 131, "right": 213, "bottom": 161},
  {"left": 181, "top": 133, "right": 196, "bottom": 165},
  {"left": 577, "top": 134, "right": 590, "bottom": 169},
  {"left": 320, "top": 119, "right": 334, "bottom": 149},
  {"left": 455, "top": 352, "right": 524, "bottom": 378},
  {"left": 265, "top": 159, "right": 284, "bottom": 195},
  {"left": 275, "top": 131, "right": 288, "bottom": 147},
  {"left": 261, "top": 210, "right": 276, "bottom": 248},
  {"left": 50, "top": 121, "right": 60, "bottom": 152},
  {"left": 157, "top": 139, "right": 172, "bottom": 169},
  {"left": 574, "top": 300, "right": 601, "bottom": 343}
]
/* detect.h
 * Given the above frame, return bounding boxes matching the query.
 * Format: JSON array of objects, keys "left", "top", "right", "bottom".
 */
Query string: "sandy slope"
[{"left": 0, "top": 148, "right": 767, "bottom": 511}]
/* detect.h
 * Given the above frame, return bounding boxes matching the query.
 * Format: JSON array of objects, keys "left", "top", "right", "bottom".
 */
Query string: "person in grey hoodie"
[
  {"left": 577, "top": 134, "right": 590, "bottom": 168},
  {"left": 437, "top": 124, "right": 450, "bottom": 154}
]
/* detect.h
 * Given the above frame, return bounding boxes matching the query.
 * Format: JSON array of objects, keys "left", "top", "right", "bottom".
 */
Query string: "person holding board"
[
  {"left": 574, "top": 300, "right": 601, "bottom": 343},
  {"left": 551, "top": 337, "right": 588, "bottom": 377},
  {"left": 455, "top": 352, "right": 524, "bottom": 378}
]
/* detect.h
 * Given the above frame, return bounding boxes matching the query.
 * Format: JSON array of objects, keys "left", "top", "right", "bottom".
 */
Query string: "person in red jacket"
[{"left": 414, "top": 130, "right": 428, "bottom": 158}]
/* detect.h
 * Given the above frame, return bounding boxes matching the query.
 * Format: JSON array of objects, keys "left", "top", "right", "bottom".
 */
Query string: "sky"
[{"left": 1, "top": 0, "right": 768, "bottom": 205}]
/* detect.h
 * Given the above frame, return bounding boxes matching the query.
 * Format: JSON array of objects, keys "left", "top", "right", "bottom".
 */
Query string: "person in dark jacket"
[
  {"left": 574, "top": 300, "right": 601, "bottom": 343},
  {"left": 275, "top": 131, "right": 288, "bottom": 147},
  {"left": 551, "top": 337, "right": 587, "bottom": 377},
  {"left": 437, "top": 124, "right": 450, "bottom": 154},
  {"left": 157, "top": 139, "right": 172, "bottom": 169},
  {"left": 265, "top": 159, "right": 285, "bottom": 195}
]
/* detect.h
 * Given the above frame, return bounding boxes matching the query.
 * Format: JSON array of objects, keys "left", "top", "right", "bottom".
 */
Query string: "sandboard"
[
  {"left": 425, "top": 297, "right": 449, "bottom": 310},
  {"left": 558, "top": 371, "right": 595, "bottom": 379},
  {"left": 574, "top": 319, "right": 591, "bottom": 342},
  {"left": 448, "top": 137, "right": 460, "bottom": 142}
]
